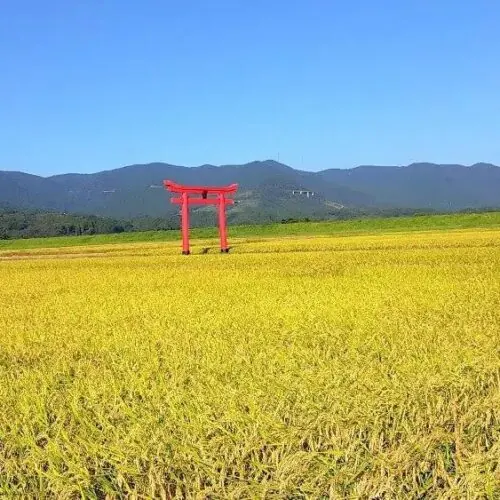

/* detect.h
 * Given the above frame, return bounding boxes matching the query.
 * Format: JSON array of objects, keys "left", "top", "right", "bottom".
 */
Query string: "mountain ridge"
[
  {"left": 1, "top": 160, "right": 500, "bottom": 222},
  {"left": 2, "top": 159, "right": 497, "bottom": 178}
]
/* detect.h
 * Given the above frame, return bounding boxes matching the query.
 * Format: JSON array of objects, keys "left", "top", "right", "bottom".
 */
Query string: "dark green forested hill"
[
  {"left": 1, "top": 205, "right": 448, "bottom": 240},
  {"left": 0, "top": 208, "right": 134, "bottom": 239},
  {"left": 1, "top": 161, "right": 500, "bottom": 224}
]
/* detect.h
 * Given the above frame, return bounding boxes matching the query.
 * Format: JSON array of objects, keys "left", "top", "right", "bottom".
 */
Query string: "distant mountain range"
[{"left": 1, "top": 161, "right": 499, "bottom": 223}]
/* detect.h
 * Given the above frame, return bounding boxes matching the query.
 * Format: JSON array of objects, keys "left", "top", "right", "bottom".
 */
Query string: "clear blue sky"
[{"left": 1, "top": 1, "right": 499, "bottom": 175}]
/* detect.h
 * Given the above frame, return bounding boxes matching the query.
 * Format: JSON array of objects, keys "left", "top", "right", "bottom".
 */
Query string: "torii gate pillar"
[{"left": 163, "top": 180, "right": 238, "bottom": 255}]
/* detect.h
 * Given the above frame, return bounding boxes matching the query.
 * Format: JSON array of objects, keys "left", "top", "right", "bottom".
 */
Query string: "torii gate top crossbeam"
[{"left": 163, "top": 180, "right": 238, "bottom": 195}]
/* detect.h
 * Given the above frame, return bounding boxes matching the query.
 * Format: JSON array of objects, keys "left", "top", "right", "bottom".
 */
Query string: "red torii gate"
[{"left": 163, "top": 180, "right": 238, "bottom": 255}]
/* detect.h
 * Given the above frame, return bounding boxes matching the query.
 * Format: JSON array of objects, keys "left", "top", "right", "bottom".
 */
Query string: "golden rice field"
[{"left": 0, "top": 228, "right": 499, "bottom": 498}]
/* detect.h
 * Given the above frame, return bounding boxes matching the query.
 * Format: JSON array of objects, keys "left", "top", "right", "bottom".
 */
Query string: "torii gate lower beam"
[{"left": 164, "top": 180, "right": 238, "bottom": 255}]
